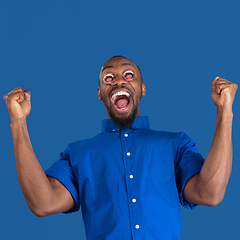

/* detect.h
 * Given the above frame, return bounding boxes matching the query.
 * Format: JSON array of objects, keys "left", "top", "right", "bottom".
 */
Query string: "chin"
[{"left": 108, "top": 106, "right": 138, "bottom": 129}]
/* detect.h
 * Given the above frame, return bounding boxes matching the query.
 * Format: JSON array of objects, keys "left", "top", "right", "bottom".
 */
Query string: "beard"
[
  {"left": 101, "top": 85, "right": 142, "bottom": 129},
  {"left": 107, "top": 103, "right": 138, "bottom": 129}
]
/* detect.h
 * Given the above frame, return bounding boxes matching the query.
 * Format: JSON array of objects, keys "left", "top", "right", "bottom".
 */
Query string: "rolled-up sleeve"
[
  {"left": 45, "top": 146, "right": 80, "bottom": 213},
  {"left": 175, "top": 132, "right": 205, "bottom": 209}
]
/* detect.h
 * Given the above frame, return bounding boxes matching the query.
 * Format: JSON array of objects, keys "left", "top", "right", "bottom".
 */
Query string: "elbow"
[
  {"left": 25, "top": 196, "right": 57, "bottom": 217},
  {"left": 27, "top": 203, "right": 52, "bottom": 218},
  {"left": 196, "top": 186, "right": 225, "bottom": 207},
  {"left": 204, "top": 192, "right": 225, "bottom": 207},
  {"left": 206, "top": 198, "right": 223, "bottom": 207},
  {"left": 29, "top": 207, "right": 49, "bottom": 217}
]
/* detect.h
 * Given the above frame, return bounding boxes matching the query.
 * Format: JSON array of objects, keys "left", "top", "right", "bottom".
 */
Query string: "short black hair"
[{"left": 109, "top": 55, "right": 126, "bottom": 59}]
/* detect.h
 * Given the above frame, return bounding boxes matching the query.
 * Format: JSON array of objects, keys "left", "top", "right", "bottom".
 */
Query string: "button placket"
[{"left": 120, "top": 129, "right": 143, "bottom": 239}]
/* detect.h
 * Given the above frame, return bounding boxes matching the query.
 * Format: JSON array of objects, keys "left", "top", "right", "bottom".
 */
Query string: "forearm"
[
  {"left": 4, "top": 87, "right": 74, "bottom": 216},
  {"left": 197, "top": 107, "right": 233, "bottom": 204},
  {"left": 11, "top": 119, "right": 54, "bottom": 216}
]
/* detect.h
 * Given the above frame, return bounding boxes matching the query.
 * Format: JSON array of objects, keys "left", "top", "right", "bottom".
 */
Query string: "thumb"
[
  {"left": 24, "top": 90, "right": 31, "bottom": 101},
  {"left": 212, "top": 76, "right": 219, "bottom": 88}
]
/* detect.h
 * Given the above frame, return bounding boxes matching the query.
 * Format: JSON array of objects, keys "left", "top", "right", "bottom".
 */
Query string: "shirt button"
[
  {"left": 127, "top": 152, "right": 131, "bottom": 156},
  {"left": 129, "top": 174, "right": 134, "bottom": 179},
  {"left": 132, "top": 198, "right": 137, "bottom": 203},
  {"left": 135, "top": 225, "right": 140, "bottom": 229},
  {"left": 124, "top": 133, "right": 128, "bottom": 137}
]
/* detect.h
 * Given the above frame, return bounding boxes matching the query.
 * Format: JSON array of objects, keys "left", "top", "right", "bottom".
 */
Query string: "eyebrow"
[{"left": 101, "top": 63, "right": 134, "bottom": 73}]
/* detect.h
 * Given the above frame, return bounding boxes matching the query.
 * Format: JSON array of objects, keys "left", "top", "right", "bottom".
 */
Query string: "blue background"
[{"left": 1, "top": 1, "right": 239, "bottom": 239}]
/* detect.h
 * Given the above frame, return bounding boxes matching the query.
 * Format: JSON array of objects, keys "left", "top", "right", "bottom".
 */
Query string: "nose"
[{"left": 112, "top": 75, "right": 127, "bottom": 85}]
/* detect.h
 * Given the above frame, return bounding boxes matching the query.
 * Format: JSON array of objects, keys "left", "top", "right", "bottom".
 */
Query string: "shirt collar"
[{"left": 101, "top": 116, "right": 150, "bottom": 133}]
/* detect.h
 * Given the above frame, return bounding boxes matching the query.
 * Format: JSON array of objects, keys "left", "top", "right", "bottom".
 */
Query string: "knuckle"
[{"left": 16, "top": 86, "right": 23, "bottom": 91}]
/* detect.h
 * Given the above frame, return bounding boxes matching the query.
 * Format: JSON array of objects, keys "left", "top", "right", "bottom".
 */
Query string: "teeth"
[{"left": 111, "top": 91, "right": 130, "bottom": 100}]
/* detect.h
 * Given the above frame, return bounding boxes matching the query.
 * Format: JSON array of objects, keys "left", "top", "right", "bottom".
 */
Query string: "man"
[{"left": 3, "top": 56, "right": 238, "bottom": 240}]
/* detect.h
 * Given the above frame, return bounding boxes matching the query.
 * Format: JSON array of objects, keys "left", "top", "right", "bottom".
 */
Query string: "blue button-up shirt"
[{"left": 46, "top": 116, "right": 204, "bottom": 240}]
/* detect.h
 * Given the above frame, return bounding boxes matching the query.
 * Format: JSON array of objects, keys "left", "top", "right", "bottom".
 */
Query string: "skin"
[
  {"left": 183, "top": 77, "right": 238, "bottom": 206},
  {"left": 3, "top": 87, "right": 75, "bottom": 217},
  {"left": 97, "top": 57, "right": 146, "bottom": 120},
  {"left": 3, "top": 57, "right": 238, "bottom": 218}
]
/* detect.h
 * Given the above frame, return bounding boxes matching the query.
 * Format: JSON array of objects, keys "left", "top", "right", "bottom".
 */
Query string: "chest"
[{"left": 71, "top": 131, "right": 177, "bottom": 189}]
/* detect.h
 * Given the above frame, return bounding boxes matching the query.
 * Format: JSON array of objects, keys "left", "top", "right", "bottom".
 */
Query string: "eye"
[
  {"left": 103, "top": 73, "right": 114, "bottom": 84},
  {"left": 123, "top": 70, "right": 134, "bottom": 81}
]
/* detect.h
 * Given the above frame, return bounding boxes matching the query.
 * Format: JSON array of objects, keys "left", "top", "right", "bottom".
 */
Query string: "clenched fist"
[
  {"left": 3, "top": 87, "right": 31, "bottom": 122},
  {"left": 211, "top": 77, "right": 238, "bottom": 110}
]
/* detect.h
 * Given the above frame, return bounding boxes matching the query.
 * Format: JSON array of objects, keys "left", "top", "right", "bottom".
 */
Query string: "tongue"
[{"left": 116, "top": 98, "right": 128, "bottom": 108}]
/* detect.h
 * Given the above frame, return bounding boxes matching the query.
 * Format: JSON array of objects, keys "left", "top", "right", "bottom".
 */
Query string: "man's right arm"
[{"left": 3, "top": 87, "right": 75, "bottom": 217}]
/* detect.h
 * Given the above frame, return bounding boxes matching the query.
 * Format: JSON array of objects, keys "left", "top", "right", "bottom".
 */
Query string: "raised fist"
[
  {"left": 211, "top": 77, "right": 238, "bottom": 109},
  {"left": 3, "top": 87, "right": 31, "bottom": 122}
]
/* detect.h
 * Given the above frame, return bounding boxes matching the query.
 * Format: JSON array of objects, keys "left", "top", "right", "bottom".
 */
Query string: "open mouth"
[{"left": 110, "top": 89, "right": 132, "bottom": 112}]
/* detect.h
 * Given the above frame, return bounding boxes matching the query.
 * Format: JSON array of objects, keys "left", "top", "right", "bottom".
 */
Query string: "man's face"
[{"left": 97, "top": 57, "right": 146, "bottom": 128}]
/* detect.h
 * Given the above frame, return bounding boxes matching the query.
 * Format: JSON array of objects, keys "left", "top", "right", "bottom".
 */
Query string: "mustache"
[{"left": 107, "top": 85, "right": 134, "bottom": 99}]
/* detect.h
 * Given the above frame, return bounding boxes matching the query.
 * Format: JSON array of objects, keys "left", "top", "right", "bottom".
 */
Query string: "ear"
[
  {"left": 141, "top": 83, "right": 146, "bottom": 96},
  {"left": 97, "top": 87, "right": 102, "bottom": 100}
]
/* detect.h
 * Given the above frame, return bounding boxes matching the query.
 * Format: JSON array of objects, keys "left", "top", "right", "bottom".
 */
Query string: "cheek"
[
  {"left": 132, "top": 83, "right": 142, "bottom": 97},
  {"left": 99, "top": 86, "right": 111, "bottom": 102}
]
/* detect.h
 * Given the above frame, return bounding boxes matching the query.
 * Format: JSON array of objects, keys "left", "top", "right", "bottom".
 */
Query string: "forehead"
[{"left": 101, "top": 57, "right": 138, "bottom": 73}]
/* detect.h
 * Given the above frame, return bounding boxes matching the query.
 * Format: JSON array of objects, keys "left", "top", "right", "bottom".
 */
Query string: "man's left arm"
[{"left": 183, "top": 77, "right": 238, "bottom": 206}]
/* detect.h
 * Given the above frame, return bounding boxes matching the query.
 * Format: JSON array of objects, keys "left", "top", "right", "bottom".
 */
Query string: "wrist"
[
  {"left": 10, "top": 118, "right": 27, "bottom": 130},
  {"left": 216, "top": 106, "right": 233, "bottom": 120}
]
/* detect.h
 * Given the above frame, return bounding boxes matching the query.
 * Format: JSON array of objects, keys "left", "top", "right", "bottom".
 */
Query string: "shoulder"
[
  {"left": 140, "top": 128, "right": 186, "bottom": 140},
  {"left": 135, "top": 129, "right": 190, "bottom": 150},
  {"left": 67, "top": 132, "right": 108, "bottom": 152}
]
